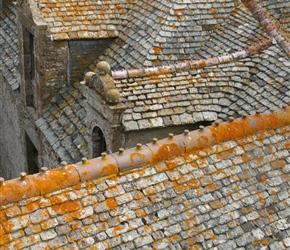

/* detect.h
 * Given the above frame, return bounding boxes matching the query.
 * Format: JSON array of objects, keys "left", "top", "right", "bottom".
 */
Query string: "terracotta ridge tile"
[
  {"left": 111, "top": 37, "right": 273, "bottom": 79},
  {"left": 242, "top": 0, "right": 290, "bottom": 57},
  {"left": 1, "top": 106, "right": 290, "bottom": 206}
]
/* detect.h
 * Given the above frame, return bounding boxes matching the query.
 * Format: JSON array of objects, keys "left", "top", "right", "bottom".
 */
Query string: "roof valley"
[{"left": 243, "top": 0, "right": 290, "bottom": 57}]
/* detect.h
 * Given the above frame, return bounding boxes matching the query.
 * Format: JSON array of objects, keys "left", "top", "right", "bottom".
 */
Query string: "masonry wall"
[
  {"left": 124, "top": 121, "right": 213, "bottom": 149},
  {"left": 69, "top": 39, "right": 115, "bottom": 83},
  {"left": 17, "top": 10, "right": 69, "bottom": 113},
  {"left": 0, "top": 74, "right": 27, "bottom": 179},
  {"left": 40, "top": 40, "right": 69, "bottom": 109}
]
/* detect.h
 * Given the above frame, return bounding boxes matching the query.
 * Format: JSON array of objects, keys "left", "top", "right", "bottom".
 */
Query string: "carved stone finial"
[
  {"left": 97, "top": 61, "right": 111, "bottom": 76},
  {"left": 84, "top": 71, "right": 96, "bottom": 86},
  {"left": 105, "top": 89, "right": 121, "bottom": 104}
]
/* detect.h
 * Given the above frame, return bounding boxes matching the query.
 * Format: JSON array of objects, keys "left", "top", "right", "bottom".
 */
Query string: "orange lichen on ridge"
[
  {"left": 150, "top": 143, "right": 184, "bottom": 164},
  {"left": 130, "top": 152, "right": 145, "bottom": 166},
  {"left": 99, "top": 164, "right": 119, "bottom": 177}
]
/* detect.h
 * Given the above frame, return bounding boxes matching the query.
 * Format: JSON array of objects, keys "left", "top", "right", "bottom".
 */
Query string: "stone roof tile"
[
  {"left": 0, "top": 2, "right": 20, "bottom": 90},
  {"left": 0, "top": 107, "right": 290, "bottom": 249},
  {"left": 113, "top": 43, "right": 290, "bottom": 131},
  {"left": 39, "top": 0, "right": 122, "bottom": 40},
  {"left": 93, "top": 0, "right": 240, "bottom": 70},
  {"left": 36, "top": 85, "right": 89, "bottom": 163}
]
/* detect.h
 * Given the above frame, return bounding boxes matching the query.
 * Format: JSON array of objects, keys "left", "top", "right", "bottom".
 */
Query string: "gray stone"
[{"left": 134, "top": 235, "right": 154, "bottom": 247}]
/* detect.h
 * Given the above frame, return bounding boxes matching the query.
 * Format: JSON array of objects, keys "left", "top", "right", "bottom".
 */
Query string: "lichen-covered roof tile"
[
  {"left": 38, "top": 0, "right": 121, "bottom": 40},
  {"left": 2, "top": 107, "right": 290, "bottom": 248}
]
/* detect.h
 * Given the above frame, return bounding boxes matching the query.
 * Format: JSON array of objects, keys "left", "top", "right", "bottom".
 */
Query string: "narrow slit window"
[{"left": 92, "top": 127, "right": 106, "bottom": 158}]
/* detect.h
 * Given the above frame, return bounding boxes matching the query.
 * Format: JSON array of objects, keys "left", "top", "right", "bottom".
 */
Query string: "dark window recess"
[
  {"left": 92, "top": 127, "right": 107, "bottom": 158},
  {"left": 23, "top": 28, "right": 35, "bottom": 108},
  {"left": 30, "top": 33, "right": 35, "bottom": 80},
  {"left": 25, "top": 133, "right": 39, "bottom": 174}
]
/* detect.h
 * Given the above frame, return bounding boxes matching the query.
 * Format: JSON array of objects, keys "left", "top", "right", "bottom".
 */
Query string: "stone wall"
[
  {"left": 0, "top": 74, "right": 27, "bottom": 179},
  {"left": 69, "top": 39, "right": 115, "bottom": 83},
  {"left": 40, "top": 40, "right": 69, "bottom": 110},
  {"left": 82, "top": 85, "right": 126, "bottom": 156},
  {"left": 18, "top": 9, "right": 69, "bottom": 112},
  {"left": 124, "top": 121, "right": 213, "bottom": 149}
]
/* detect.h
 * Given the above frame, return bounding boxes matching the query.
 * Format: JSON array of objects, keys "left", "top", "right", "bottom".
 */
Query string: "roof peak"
[
  {"left": 111, "top": 37, "right": 273, "bottom": 79},
  {"left": 1, "top": 105, "right": 290, "bottom": 206}
]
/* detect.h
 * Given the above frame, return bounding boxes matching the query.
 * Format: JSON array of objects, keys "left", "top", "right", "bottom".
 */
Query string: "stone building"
[
  {"left": 1, "top": 103, "right": 290, "bottom": 249},
  {"left": 0, "top": 0, "right": 290, "bottom": 248}
]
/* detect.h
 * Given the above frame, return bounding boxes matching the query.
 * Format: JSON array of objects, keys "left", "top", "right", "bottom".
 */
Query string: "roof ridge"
[
  {"left": 111, "top": 37, "right": 273, "bottom": 79},
  {"left": 1, "top": 106, "right": 290, "bottom": 206},
  {"left": 242, "top": 0, "right": 290, "bottom": 57}
]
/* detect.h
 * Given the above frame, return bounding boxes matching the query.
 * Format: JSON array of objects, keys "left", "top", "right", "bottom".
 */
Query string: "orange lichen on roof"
[
  {"left": 38, "top": 0, "right": 120, "bottom": 40},
  {"left": 51, "top": 200, "right": 82, "bottom": 215},
  {"left": 1, "top": 106, "right": 290, "bottom": 206},
  {"left": 99, "top": 164, "right": 119, "bottom": 177},
  {"left": 105, "top": 197, "right": 118, "bottom": 210}
]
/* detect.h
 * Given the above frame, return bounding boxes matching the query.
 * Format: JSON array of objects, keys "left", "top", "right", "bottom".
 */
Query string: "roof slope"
[
  {"left": 259, "top": 0, "right": 290, "bottom": 32},
  {"left": 0, "top": 1, "right": 20, "bottom": 90},
  {"left": 96, "top": 0, "right": 240, "bottom": 70},
  {"left": 38, "top": 0, "right": 123, "bottom": 40},
  {"left": 107, "top": 0, "right": 290, "bottom": 131},
  {"left": 1, "top": 107, "right": 290, "bottom": 249},
  {"left": 115, "top": 43, "right": 290, "bottom": 131},
  {"left": 36, "top": 85, "right": 88, "bottom": 164}
]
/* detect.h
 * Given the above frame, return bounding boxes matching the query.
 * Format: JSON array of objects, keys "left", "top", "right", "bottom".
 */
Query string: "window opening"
[
  {"left": 23, "top": 28, "right": 35, "bottom": 108},
  {"left": 92, "top": 127, "right": 107, "bottom": 158},
  {"left": 25, "top": 133, "right": 39, "bottom": 174}
]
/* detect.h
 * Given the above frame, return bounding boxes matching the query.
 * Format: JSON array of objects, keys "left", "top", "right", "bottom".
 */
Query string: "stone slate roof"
[
  {"left": 8, "top": 0, "right": 289, "bottom": 164},
  {"left": 35, "top": 85, "right": 89, "bottom": 164},
  {"left": 95, "top": 0, "right": 240, "bottom": 70},
  {"left": 1, "top": 107, "right": 290, "bottom": 249},
  {"left": 93, "top": 0, "right": 290, "bottom": 131},
  {"left": 0, "top": 0, "right": 20, "bottom": 90},
  {"left": 38, "top": 0, "right": 121, "bottom": 40},
  {"left": 193, "top": 4, "right": 268, "bottom": 58},
  {"left": 115, "top": 43, "right": 290, "bottom": 131},
  {"left": 259, "top": 0, "right": 290, "bottom": 31}
]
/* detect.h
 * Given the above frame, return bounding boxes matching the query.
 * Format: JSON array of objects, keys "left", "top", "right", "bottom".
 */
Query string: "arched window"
[{"left": 92, "top": 127, "right": 107, "bottom": 158}]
